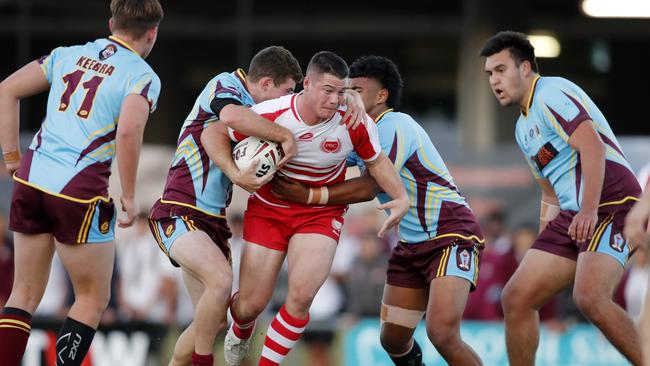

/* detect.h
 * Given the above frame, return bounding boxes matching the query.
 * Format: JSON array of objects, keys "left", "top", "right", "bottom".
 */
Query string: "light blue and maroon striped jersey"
[
  {"left": 515, "top": 76, "right": 641, "bottom": 211},
  {"left": 160, "top": 69, "right": 255, "bottom": 217},
  {"left": 15, "top": 36, "right": 160, "bottom": 202},
  {"left": 350, "top": 110, "right": 483, "bottom": 244}
]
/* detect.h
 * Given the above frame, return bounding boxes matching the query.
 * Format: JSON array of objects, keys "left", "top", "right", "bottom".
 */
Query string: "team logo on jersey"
[
  {"left": 610, "top": 233, "right": 625, "bottom": 252},
  {"left": 165, "top": 223, "right": 176, "bottom": 238},
  {"left": 99, "top": 44, "right": 117, "bottom": 60},
  {"left": 457, "top": 249, "right": 471, "bottom": 271},
  {"left": 321, "top": 138, "right": 341, "bottom": 153},
  {"left": 99, "top": 221, "right": 110, "bottom": 234},
  {"left": 298, "top": 132, "right": 314, "bottom": 141},
  {"left": 532, "top": 141, "right": 558, "bottom": 171}
]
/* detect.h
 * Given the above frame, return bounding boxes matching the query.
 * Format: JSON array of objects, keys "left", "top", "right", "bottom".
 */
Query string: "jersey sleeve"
[
  {"left": 349, "top": 115, "right": 382, "bottom": 162},
  {"left": 37, "top": 47, "right": 65, "bottom": 84},
  {"left": 206, "top": 76, "right": 247, "bottom": 113},
  {"left": 539, "top": 87, "right": 591, "bottom": 140},
  {"left": 377, "top": 118, "right": 409, "bottom": 171},
  {"left": 127, "top": 72, "right": 161, "bottom": 113}
]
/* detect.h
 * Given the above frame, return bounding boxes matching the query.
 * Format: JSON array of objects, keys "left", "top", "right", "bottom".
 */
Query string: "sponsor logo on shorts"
[
  {"left": 610, "top": 232, "right": 625, "bottom": 252},
  {"left": 457, "top": 249, "right": 471, "bottom": 271},
  {"left": 99, "top": 221, "right": 110, "bottom": 234},
  {"left": 321, "top": 138, "right": 341, "bottom": 153},
  {"left": 99, "top": 44, "right": 117, "bottom": 60},
  {"left": 165, "top": 223, "right": 175, "bottom": 238},
  {"left": 331, "top": 218, "right": 343, "bottom": 233}
]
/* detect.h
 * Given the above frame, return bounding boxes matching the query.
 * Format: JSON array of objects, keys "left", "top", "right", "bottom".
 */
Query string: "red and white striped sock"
[
  {"left": 230, "top": 293, "right": 255, "bottom": 340},
  {"left": 258, "top": 304, "right": 309, "bottom": 366}
]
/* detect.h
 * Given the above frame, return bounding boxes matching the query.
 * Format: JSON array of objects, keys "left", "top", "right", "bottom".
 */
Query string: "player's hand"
[
  {"left": 270, "top": 175, "right": 309, "bottom": 203},
  {"left": 341, "top": 89, "right": 366, "bottom": 130},
  {"left": 567, "top": 208, "right": 598, "bottom": 243},
  {"left": 624, "top": 199, "right": 650, "bottom": 249},
  {"left": 377, "top": 197, "right": 409, "bottom": 238},
  {"left": 277, "top": 133, "right": 297, "bottom": 169},
  {"left": 235, "top": 159, "right": 273, "bottom": 193},
  {"left": 118, "top": 196, "right": 139, "bottom": 228}
]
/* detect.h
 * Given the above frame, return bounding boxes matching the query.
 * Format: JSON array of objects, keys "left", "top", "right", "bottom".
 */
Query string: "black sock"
[
  {"left": 390, "top": 339, "right": 424, "bottom": 366},
  {"left": 55, "top": 317, "right": 96, "bottom": 366}
]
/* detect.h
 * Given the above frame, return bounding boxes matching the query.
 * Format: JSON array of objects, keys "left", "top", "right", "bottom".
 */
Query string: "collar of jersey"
[
  {"left": 374, "top": 108, "right": 394, "bottom": 124},
  {"left": 235, "top": 68, "right": 251, "bottom": 95},
  {"left": 108, "top": 35, "right": 139, "bottom": 56},
  {"left": 521, "top": 75, "right": 541, "bottom": 117}
]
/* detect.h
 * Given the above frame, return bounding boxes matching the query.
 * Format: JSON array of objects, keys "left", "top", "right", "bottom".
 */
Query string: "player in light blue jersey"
[
  {"left": 272, "top": 55, "right": 484, "bottom": 366},
  {"left": 148, "top": 46, "right": 306, "bottom": 366},
  {"left": 482, "top": 31, "right": 642, "bottom": 366},
  {"left": 0, "top": 1, "right": 163, "bottom": 366}
]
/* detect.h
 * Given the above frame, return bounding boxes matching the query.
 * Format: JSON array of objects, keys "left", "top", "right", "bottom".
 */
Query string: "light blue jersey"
[
  {"left": 515, "top": 76, "right": 641, "bottom": 211},
  {"left": 350, "top": 110, "right": 483, "bottom": 244},
  {"left": 159, "top": 69, "right": 255, "bottom": 217},
  {"left": 15, "top": 36, "right": 160, "bottom": 202}
]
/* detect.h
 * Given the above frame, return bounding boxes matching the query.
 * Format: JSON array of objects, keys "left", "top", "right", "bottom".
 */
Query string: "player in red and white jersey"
[
  {"left": 228, "top": 88, "right": 384, "bottom": 214},
  {"left": 205, "top": 51, "right": 409, "bottom": 366}
]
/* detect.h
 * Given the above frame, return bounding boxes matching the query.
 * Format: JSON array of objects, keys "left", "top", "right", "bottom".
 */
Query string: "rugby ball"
[{"left": 232, "top": 136, "right": 283, "bottom": 178}]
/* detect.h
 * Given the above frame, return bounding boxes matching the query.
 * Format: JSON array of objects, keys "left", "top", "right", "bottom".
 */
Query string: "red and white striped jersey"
[{"left": 228, "top": 92, "right": 382, "bottom": 207}]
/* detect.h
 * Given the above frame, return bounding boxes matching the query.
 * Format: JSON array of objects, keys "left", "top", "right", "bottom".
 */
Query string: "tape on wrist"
[
  {"left": 2, "top": 150, "right": 20, "bottom": 164},
  {"left": 318, "top": 186, "right": 329, "bottom": 205}
]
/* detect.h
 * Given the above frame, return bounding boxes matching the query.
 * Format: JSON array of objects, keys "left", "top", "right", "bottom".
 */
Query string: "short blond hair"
[{"left": 110, "top": 0, "right": 163, "bottom": 39}]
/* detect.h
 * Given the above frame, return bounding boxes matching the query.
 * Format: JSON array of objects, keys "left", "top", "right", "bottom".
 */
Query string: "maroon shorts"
[
  {"left": 149, "top": 199, "right": 232, "bottom": 267},
  {"left": 9, "top": 180, "right": 115, "bottom": 244},
  {"left": 387, "top": 234, "right": 483, "bottom": 291},
  {"left": 243, "top": 194, "right": 345, "bottom": 252},
  {"left": 532, "top": 200, "right": 636, "bottom": 266}
]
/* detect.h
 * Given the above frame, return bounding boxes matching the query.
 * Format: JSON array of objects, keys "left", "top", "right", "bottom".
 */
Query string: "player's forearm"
[
  {"left": 579, "top": 141, "right": 605, "bottom": 211},
  {"left": 201, "top": 124, "right": 240, "bottom": 182},
  {"left": 325, "top": 174, "right": 380, "bottom": 205},
  {"left": 220, "top": 104, "right": 292, "bottom": 143},
  {"left": 116, "top": 130, "right": 143, "bottom": 199},
  {"left": 366, "top": 154, "right": 407, "bottom": 202},
  {"left": 0, "top": 91, "right": 20, "bottom": 155}
]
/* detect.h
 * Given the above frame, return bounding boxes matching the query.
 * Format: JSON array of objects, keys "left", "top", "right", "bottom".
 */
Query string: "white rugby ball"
[{"left": 232, "top": 136, "right": 283, "bottom": 178}]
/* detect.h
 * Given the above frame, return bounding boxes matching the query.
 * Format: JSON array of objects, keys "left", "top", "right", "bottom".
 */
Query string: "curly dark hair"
[{"left": 349, "top": 55, "right": 403, "bottom": 109}]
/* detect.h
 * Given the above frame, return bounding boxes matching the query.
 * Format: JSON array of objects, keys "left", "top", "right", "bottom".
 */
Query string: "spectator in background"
[
  {"left": 0, "top": 213, "right": 12, "bottom": 308},
  {"left": 345, "top": 230, "right": 389, "bottom": 318},
  {"left": 229, "top": 214, "right": 245, "bottom": 296},
  {"left": 465, "top": 225, "right": 557, "bottom": 321},
  {"left": 483, "top": 210, "right": 511, "bottom": 253},
  {"left": 118, "top": 213, "right": 178, "bottom": 325}
]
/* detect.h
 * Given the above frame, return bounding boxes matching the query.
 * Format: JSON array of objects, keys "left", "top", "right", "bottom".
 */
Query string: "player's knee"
[
  {"left": 236, "top": 296, "right": 268, "bottom": 321},
  {"left": 379, "top": 330, "right": 409, "bottom": 355},
  {"left": 573, "top": 288, "right": 606, "bottom": 320},
  {"left": 501, "top": 280, "right": 527, "bottom": 312},
  {"left": 286, "top": 286, "right": 317, "bottom": 312},
  {"left": 426, "top": 323, "right": 460, "bottom": 349},
  {"left": 204, "top": 272, "right": 233, "bottom": 303}
]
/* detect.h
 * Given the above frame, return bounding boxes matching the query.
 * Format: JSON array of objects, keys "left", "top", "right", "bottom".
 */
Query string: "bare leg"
[
  {"left": 425, "top": 276, "right": 481, "bottom": 365},
  {"left": 573, "top": 252, "right": 642, "bottom": 365},
  {"left": 285, "top": 234, "right": 338, "bottom": 318},
  {"left": 501, "top": 249, "right": 576, "bottom": 366},
  {"left": 5, "top": 233, "right": 55, "bottom": 313},
  {"left": 379, "top": 284, "right": 427, "bottom": 356},
  {"left": 170, "top": 230, "right": 232, "bottom": 356},
  {"left": 168, "top": 269, "right": 204, "bottom": 366},
  {"left": 56, "top": 240, "right": 114, "bottom": 328},
  {"left": 231, "top": 242, "right": 285, "bottom": 323}
]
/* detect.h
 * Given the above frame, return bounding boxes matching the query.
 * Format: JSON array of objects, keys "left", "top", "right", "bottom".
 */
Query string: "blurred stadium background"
[{"left": 0, "top": 0, "right": 649, "bottom": 365}]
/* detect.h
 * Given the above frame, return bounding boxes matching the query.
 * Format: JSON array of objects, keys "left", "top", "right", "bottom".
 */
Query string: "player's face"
[
  {"left": 484, "top": 49, "right": 526, "bottom": 107},
  {"left": 350, "top": 77, "right": 384, "bottom": 113},
  {"left": 260, "top": 77, "right": 296, "bottom": 101},
  {"left": 304, "top": 72, "right": 346, "bottom": 120}
]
